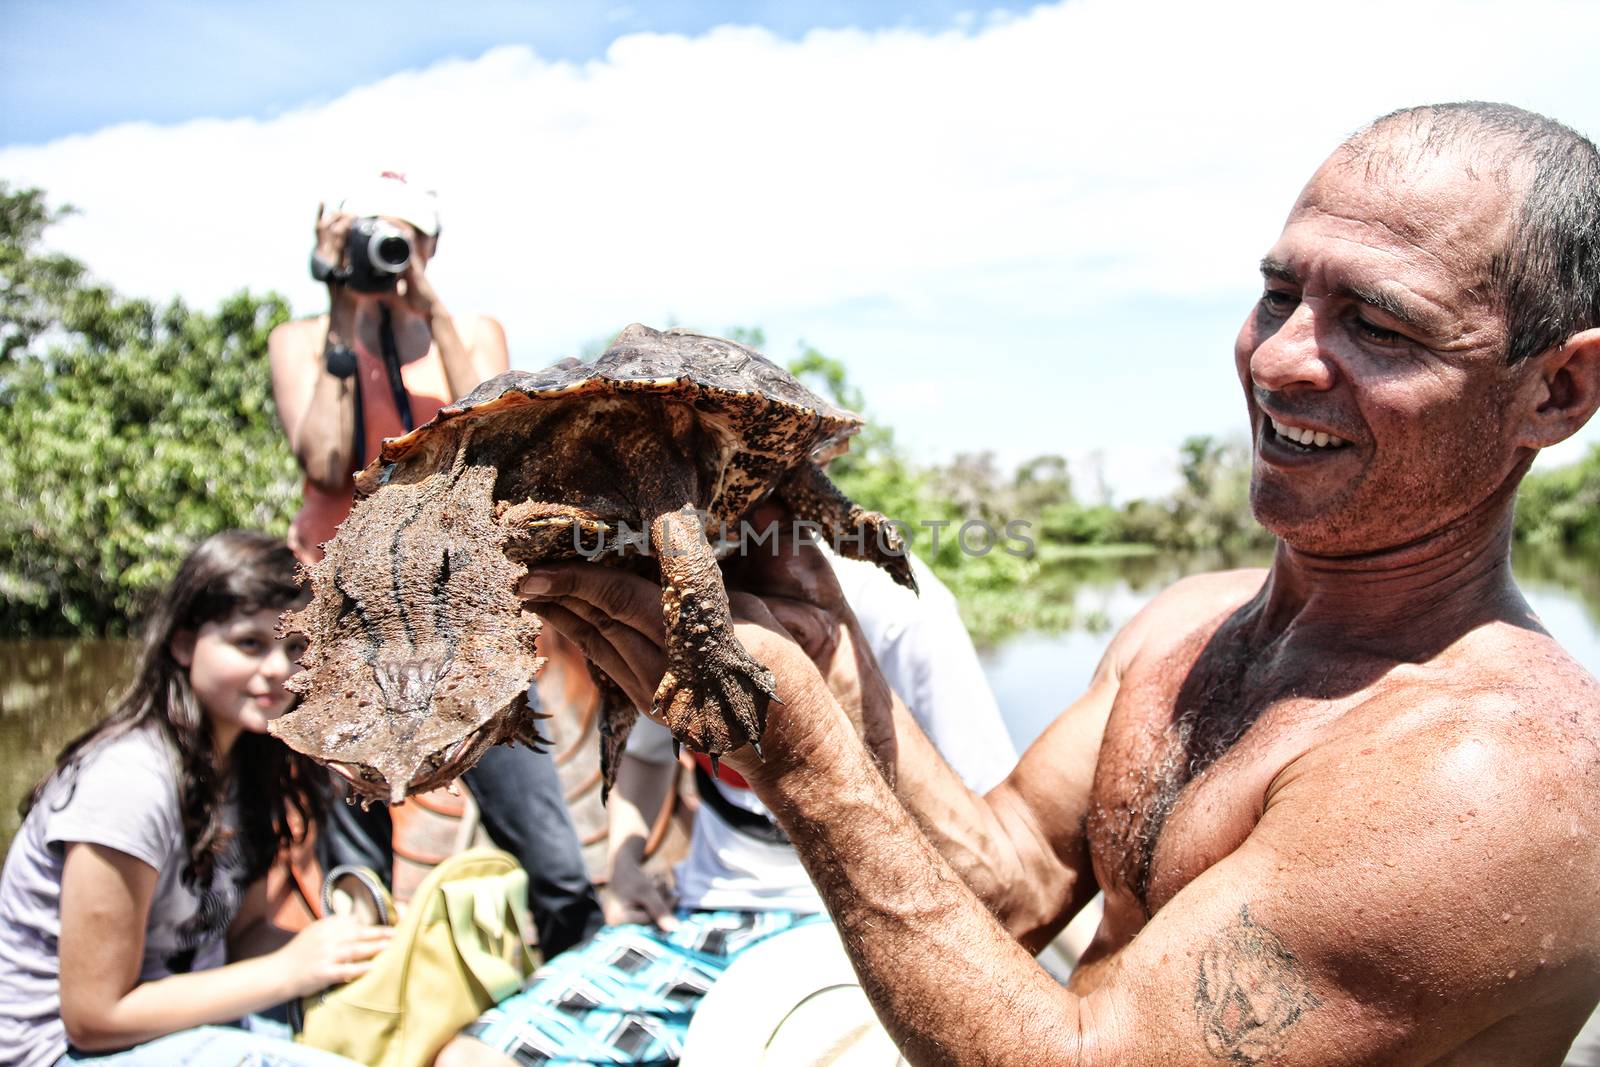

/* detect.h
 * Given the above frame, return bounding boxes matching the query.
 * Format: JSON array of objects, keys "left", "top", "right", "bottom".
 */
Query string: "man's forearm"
[
  {"left": 880, "top": 694, "right": 1086, "bottom": 945},
  {"left": 750, "top": 697, "right": 1087, "bottom": 1066}
]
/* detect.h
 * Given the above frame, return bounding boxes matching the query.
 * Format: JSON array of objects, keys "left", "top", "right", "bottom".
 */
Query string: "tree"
[
  {"left": 1012, "top": 454, "right": 1074, "bottom": 516},
  {"left": 0, "top": 184, "right": 299, "bottom": 635},
  {"left": 1164, "top": 434, "right": 1268, "bottom": 552},
  {"left": 930, "top": 452, "right": 1003, "bottom": 522},
  {"left": 1515, "top": 444, "right": 1600, "bottom": 549}
]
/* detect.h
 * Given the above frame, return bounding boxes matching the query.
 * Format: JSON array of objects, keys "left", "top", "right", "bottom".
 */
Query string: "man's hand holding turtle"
[
  {"left": 721, "top": 511, "right": 898, "bottom": 779},
  {"left": 518, "top": 562, "right": 847, "bottom": 782}
]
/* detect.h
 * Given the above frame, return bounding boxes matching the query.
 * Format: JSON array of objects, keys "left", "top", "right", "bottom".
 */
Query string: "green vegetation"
[
  {"left": 785, "top": 348, "right": 1274, "bottom": 639},
  {"left": 2, "top": 187, "right": 1596, "bottom": 641},
  {"left": 1515, "top": 445, "right": 1600, "bottom": 550},
  {"left": 0, "top": 184, "right": 298, "bottom": 635}
]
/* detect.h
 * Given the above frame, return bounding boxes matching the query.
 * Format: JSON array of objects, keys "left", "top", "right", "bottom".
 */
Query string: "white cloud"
[{"left": 4, "top": 0, "right": 1598, "bottom": 496}]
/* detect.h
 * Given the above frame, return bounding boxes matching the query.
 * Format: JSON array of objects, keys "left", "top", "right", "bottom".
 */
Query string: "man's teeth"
[{"left": 1270, "top": 417, "right": 1345, "bottom": 448}]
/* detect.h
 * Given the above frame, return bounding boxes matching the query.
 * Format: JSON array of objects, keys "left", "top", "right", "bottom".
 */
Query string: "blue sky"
[
  {"left": 3, "top": 0, "right": 1597, "bottom": 498},
  {"left": 0, "top": 2, "right": 1021, "bottom": 146}
]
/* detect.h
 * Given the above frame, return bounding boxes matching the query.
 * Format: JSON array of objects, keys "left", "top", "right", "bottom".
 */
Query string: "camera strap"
[{"left": 377, "top": 304, "right": 414, "bottom": 434}]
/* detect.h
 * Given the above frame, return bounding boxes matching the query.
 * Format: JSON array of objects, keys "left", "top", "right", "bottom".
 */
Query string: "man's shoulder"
[
  {"left": 1074, "top": 568, "right": 1266, "bottom": 687},
  {"left": 1260, "top": 671, "right": 1600, "bottom": 1038},
  {"left": 1308, "top": 631, "right": 1600, "bottom": 826},
  {"left": 1114, "top": 567, "right": 1265, "bottom": 661},
  {"left": 1150, "top": 567, "right": 1266, "bottom": 612},
  {"left": 1413, "top": 617, "right": 1600, "bottom": 731},
  {"left": 1265, "top": 643, "right": 1600, "bottom": 874}
]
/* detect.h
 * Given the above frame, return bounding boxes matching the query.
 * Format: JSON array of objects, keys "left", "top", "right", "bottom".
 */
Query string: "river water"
[
  {"left": 981, "top": 544, "right": 1600, "bottom": 749},
  {"left": 3, "top": 545, "right": 1597, "bottom": 853}
]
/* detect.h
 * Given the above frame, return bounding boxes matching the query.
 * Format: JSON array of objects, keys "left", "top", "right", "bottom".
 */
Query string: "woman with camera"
[
  {"left": 267, "top": 173, "right": 603, "bottom": 962},
  {"left": 269, "top": 172, "right": 507, "bottom": 566}
]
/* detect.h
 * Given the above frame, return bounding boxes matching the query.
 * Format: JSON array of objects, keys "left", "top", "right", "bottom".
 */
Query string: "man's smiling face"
[{"left": 1234, "top": 139, "right": 1529, "bottom": 555}]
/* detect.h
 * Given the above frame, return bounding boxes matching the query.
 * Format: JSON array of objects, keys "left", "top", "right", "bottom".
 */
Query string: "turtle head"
[
  {"left": 278, "top": 626, "right": 546, "bottom": 804},
  {"left": 270, "top": 448, "right": 546, "bottom": 805}
]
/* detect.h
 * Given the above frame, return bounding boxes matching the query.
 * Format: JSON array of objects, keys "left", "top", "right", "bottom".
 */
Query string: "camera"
[{"left": 343, "top": 217, "right": 412, "bottom": 292}]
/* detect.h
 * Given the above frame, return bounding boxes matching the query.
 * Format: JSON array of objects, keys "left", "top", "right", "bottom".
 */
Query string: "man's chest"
[{"left": 1083, "top": 642, "right": 1354, "bottom": 919}]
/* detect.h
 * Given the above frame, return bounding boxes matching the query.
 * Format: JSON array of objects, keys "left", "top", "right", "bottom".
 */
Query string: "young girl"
[{"left": 0, "top": 530, "right": 388, "bottom": 1066}]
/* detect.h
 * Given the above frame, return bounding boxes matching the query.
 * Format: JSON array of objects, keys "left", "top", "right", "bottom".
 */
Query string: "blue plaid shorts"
[{"left": 462, "top": 909, "right": 824, "bottom": 1066}]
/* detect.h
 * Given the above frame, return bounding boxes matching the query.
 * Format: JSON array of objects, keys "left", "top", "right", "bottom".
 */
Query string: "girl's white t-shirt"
[{"left": 0, "top": 723, "right": 246, "bottom": 1067}]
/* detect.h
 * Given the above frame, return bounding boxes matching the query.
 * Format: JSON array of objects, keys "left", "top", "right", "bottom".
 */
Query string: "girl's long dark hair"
[{"left": 22, "top": 530, "right": 326, "bottom": 888}]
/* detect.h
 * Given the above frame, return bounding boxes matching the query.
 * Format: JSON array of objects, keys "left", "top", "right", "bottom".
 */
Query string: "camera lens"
[
  {"left": 374, "top": 235, "right": 410, "bottom": 270},
  {"left": 345, "top": 218, "right": 412, "bottom": 291}
]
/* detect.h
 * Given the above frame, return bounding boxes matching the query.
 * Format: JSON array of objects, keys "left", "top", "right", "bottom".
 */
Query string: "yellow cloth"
[{"left": 298, "top": 848, "right": 537, "bottom": 1067}]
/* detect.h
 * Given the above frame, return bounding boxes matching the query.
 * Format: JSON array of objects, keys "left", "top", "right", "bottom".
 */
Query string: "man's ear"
[
  {"left": 1515, "top": 327, "right": 1600, "bottom": 449},
  {"left": 170, "top": 629, "right": 196, "bottom": 668}
]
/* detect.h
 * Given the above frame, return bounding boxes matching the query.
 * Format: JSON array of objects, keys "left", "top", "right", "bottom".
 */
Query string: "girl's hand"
[{"left": 273, "top": 915, "right": 392, "bottom": 997}]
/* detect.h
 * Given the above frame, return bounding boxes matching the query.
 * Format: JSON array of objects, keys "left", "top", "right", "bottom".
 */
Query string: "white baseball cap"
[{"left": 337, "top": 171, "right": 440, "bottom": 236}]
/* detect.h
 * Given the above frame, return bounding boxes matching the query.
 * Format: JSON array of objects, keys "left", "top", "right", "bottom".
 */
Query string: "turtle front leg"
[
  {"left": 777, "top": 461, "right": 918, "bottom": 592},
  {"left": 650, "top": 502, "right": 778, "bottom": 759}
]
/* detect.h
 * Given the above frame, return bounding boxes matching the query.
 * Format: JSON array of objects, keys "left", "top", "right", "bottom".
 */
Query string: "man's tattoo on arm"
[{"left": 1194, "top": 904, "right": 1322, "bottom": 1064}]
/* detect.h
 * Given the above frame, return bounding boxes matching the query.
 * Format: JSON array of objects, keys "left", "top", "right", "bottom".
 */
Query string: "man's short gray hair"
[{"left": 1347, "top": 102, "right": 1600, "bottom": 364}]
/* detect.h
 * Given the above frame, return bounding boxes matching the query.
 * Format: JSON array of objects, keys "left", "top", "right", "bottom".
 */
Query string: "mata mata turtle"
[{"left": 272, "top": 324, "right": 915, "bottom": 805}]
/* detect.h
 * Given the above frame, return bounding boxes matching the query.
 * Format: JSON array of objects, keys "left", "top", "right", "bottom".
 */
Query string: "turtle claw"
[
  {"left": 716, "top": 665, "right": 768, "bottom": 745},
  {"left": 512, "top": 716, "right": 551, "bottom": 752},
  {"left": 708, "top": 754, "right": 721, "bottom": 779},
  {"left": 653, "top": 643, "right": 777, "bottom": 761},
  {"left": 599, "top": 702, "right": 639, "bottom": 806}
]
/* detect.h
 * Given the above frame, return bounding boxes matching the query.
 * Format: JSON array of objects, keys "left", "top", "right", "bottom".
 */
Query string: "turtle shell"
[{"left": 370, "top": 324, "right": 861, "bottom": 485}]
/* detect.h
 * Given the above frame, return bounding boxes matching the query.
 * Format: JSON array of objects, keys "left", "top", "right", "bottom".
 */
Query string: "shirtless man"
[{"left": 518, "top": 102, "right": 1600, "bottom": 1062}]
